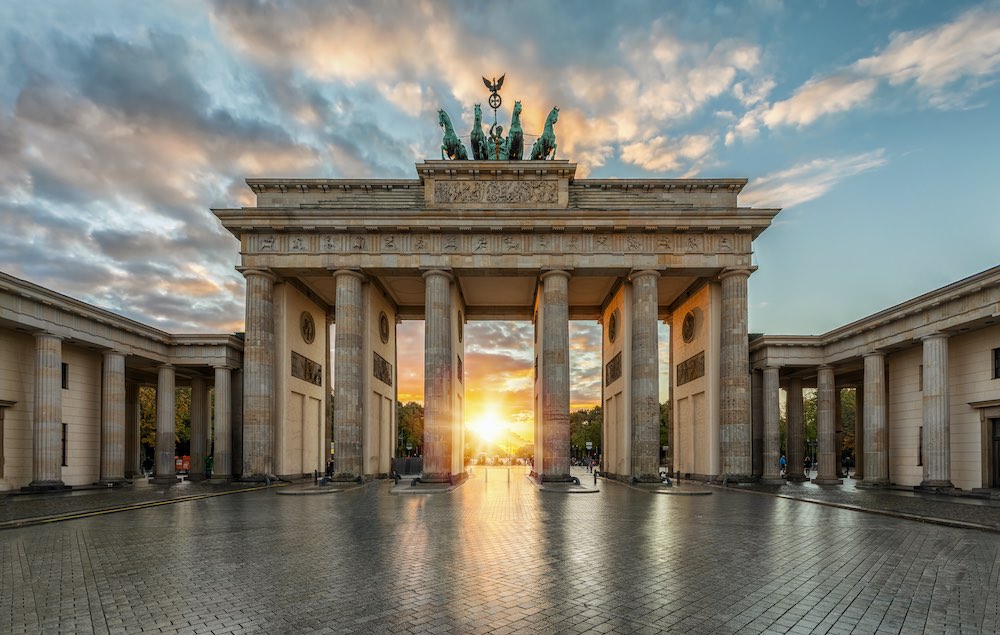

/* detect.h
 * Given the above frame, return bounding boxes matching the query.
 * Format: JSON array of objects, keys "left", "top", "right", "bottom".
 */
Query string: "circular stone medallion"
[
  {"left": 379, "top": 312, "right": 390, "bottom": 344},
  {"left": 682, "top": 310, "right": 697, "bottom": 343},
  {"left": 608, "top": 310, "right": 619, "bottom": 343},
  {"left": 457, "top": 310, "right": 464, "bottom": 343},
  {"left": 300, "top": 311, "right": 316, "bottom": 344}
]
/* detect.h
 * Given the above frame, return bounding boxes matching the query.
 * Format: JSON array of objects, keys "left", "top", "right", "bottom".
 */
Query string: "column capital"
[
  {"left": 33, "top": 332, "right": 64, "bottom": 342},
  {"left": 238, "top": 267, "right": 277, "bottom": 282},
  {"left": 158, "top": 363, "right": 174, "bottom": 370},
  {"left": 863, "top": 350, "right": 886, "bottom": 359},
  {"left": 718, "top": 268, "right": 753, "bottom": 282},
  {"left": 539, "top": 269, "right": 571, "bottom": 282},
  {"left": 920, "top": 331, "right": 949, "bottom": 342},
  {"left": 102, "top": 349, "right": 126, "bottom": 359},
  {"left": 212, "top": 364, "right": 232, "bottom": 371},
  {"left": 628, "top": 269, "right": 660, "bottom": 282},
  {"left": 421, "top": 268, "right": 453, "bottom": 281}
]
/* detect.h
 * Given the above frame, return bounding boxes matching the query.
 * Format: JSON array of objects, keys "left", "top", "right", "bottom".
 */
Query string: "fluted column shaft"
[
  {"left": 30, "top": 333, "right": 64, "bottom": 488},
  {"left": 630, "top": 270, "right": 660, "bottom": 481},
  {"left": 124, "top": 382, "right": 140, "bottom": 478},
  {"left": 854, "top": 386, "right": 865, "bottom": 480},
  {"left": 333, "top": 270, "right": 365, "bottom": 478},
  {"left": 786, "top": 377, "right": 805, "bottom": 481},
  {"left": 761, "top": 367, "right": 782, "bottom": 482},
  {"left": 751, "top": 370, "right": 763, "bottom": 478},
  {"left": 189, "top": 377, "right": 208, "bottom": 481},
  {"left": 719, "top": 269, "right": 752, "bottom": 478},
  {"left": 422, "top": 270, "right": 454, "bottom": 482},
  {"left": 539, "top": 270, "right": 571, "bottom": 481},
  {"left": 212, "top": 366, "right": 232, "bottom": 480},
  {"left": 813, "top": 366, "right": 842, "bottom": 484},
  {"left": 242, "top": 269, "right": 276, "bottom": 479},
  {"left": 921, "top": 334, "right": 953, "bottom": 488},
  {"left": 99, "top": 351, "right": 126, "bottom": 483},
  {"left": 231, "top": 369, "right": 243, "bottom": 478},
  {"left": 152, "top": 364, "right": 179, "bottom": 483},
  {"left": 863, "top": 352, "right": 888, "bottom": 484}
]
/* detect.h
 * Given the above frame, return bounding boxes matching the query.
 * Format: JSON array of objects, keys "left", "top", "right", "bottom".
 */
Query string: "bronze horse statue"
[
  {"left": 470, "top": 104, "right": 488, "bottom": 160},
  {"left": 530, "top": 106, "right": 559, "bottom": 160},
  {"left": 507, "top": 101, "right": 523, "bottom": 161},
  {"left": 438, "top": 109, "right": 468, "bottom": 160}
]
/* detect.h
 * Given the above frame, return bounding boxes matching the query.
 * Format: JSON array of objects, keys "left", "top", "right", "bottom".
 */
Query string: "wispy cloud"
[{"left": 741, "top": 150, "right": 888, "bottom": 209}]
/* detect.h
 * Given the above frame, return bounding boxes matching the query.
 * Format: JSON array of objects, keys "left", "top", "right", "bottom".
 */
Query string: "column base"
[
  {"left": 538, "top": 473, "right": 574, "bottom": 483},
  {"left": 855, "top": 478, "right": 891, "bottom": 489},
  {"left": 759, "top": 477, "right": 787, "bottom": 485},
  {"left": 811, "top": 477, "right": 843, "bottom": 485},
  {"left": 187, "top": 473, "right": 208, "bottom": 483},
  {"left": 419, "top": 472, "right": 456, "bottom": 484},
  {"left": 237, "top": 474, "right": 278, "bottom": 483},
  {"left": 22, "top": 480, "right": 70, "bottom": 492},
  {"left": 785, "top": 472, "right": 807, "bottom": 483},
  {"left": 630, "top": 474, "right": 662, "bottom": 484},
  {"left": 716, "top": 473, "right": 757, "bottom": 484},
  {"left": 208, "top": 476, "right": 233, "bottom": 484},
  {"left": 917, "top": 479, "right": 955, "bottom": 492},
  {"left": 149, "top": 475, "right": 181, "bottom": 485}
]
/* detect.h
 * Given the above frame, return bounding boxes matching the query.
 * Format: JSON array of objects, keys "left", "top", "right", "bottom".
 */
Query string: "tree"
[
  {"left": 138, "top": 385, "right": 192, "bottom": 458},
  {"left": 396, "top": 401, "right": 424, "bottom": 455},
  {"left": 570, "top": 405, "right": 602, "bottom": 457}
]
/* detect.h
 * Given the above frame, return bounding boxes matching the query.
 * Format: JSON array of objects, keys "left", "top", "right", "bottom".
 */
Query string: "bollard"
[
  {"left": 507, "top": 467, "right": 511, "bottom": 485},
  {"left": 313, "top": 470, "right": 318, "bottom": 485},
  {"left": 593, "top": 470, "right": 597, "bottom": 486},
  {"left": 676, "top": 470, "right": 681, "bottom": 486}
]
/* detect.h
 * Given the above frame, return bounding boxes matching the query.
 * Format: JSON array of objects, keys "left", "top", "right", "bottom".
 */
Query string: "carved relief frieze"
[
  {"left": 433, "top": 180, "right": 558, "bottom": 205},
  {"left": 258, "top": 235, "right": 277, "bottom": 251},
  {"left": 605, "top": 351, "right": 623, "bottom": 386},
  {"left": 350, "top": 235, "right": 368, "bottom": 251},
  {"left": 291, "top": 351, "right": 323, "bottom": 386},
  {"left": 289, "top": 236, "right": 307, "bottom": 252},
  {"left": 676, "top": 351, "right": 705, "bottom": 387},
  {"left": 320, "top": 235, "right": 340, "bottom": 252},
  {"left": 382, "top": 235, "right": 398, "bottom": 251},
  {"left": 373, "top": 352, "right": 392, "bottom": 386}
]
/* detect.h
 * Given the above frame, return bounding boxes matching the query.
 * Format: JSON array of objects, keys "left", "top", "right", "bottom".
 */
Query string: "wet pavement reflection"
[{"left": 1, "top": 466, "right": 998, "bottom": 633}]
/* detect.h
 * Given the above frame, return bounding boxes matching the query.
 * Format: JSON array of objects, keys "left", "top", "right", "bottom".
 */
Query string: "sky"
[{"left": 2, "top": 1, "right": 998, "bottom": 440}]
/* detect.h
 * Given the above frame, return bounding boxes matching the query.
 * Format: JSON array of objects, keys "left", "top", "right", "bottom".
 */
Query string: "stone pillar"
[
  {"left": 863, "top": 352, "right": 889, "bottom": 485},
  {"left": 28, "top": 333, "right": 65, "bottom": 490},
  {"left": 921, "top": 333, "right": 953, "bottom": 489},
  {"left": 333, "top": 270, "right": 365, "bottom": 479},
  {"left": 539, "top": 270, "right": 571, "bottom": 482},
  {"left": 242, "top": 268, "right": 276, "bottom": 479},
  {"left": 630, "top": 270, "right": 660, "bottom": 482},
  {"left": 124, "top": 382, "right": 140, "bottom": 478},
  {"left": 151, "top": 364, "right": 179, "bottom": 484},
  {"left": 98, "top": 351, "right": 126, "bottom": 485},
  {"left": 422, "top": 269, "right": 454, "bottom": 482},
  {"left": 761, "top": 366, "right": 783, "bottom": 484},
  {"left": 813, "top": 365, "right": 842, "bottom": 485},
  {"left": 834, "top": 385, "right": 844, "bottom": 474},
  {"left": 854, "top": 386, "right": 865, "bottom": 480},
  {"left": 751, "top": 370, "right": 763, "bottom": 478},
  {"left": 212, "top": 366, "right": 232, "bottom": 481},
  {"left": 786, "top": 377, "right": 806, "bottom": 482},
  {"left": 719, "top": 269, "right": 752, "bottom": 479},
  {"left": 188, "top": 376, "right": 208, "bottom": 482}
]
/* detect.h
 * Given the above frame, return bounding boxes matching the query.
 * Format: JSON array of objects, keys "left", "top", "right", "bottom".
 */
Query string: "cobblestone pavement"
[{"left": 2, "top": 467, "right": 1000, "bottom": 634}]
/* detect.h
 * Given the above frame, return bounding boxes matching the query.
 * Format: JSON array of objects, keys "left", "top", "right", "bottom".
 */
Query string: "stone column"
[
  {"left": 854, "top": 386, "right": 865, "bottom": 480},
  {"left": 630, "top": 270, "right": 660, "bottom": 482},
  {"left": 242, "top": 268, "right": 276, "bottom": 479},
  {"left": 211, "top": 366, "right": 232, "bottom": 481},
  {"left": 333, "top": 270, "right": 365, "bottom": 479},
  {"left": 124, "top": 382, "right": 140, "bottom": 478},
  {"left": 761, "top": 366, "right": 783, "bottom": 484},
  {"left": 719, "top": 269, "right": 752, "bottom": 479},
  {"left": 422, "top": 269, "right": 454, "bottom": 482},
  {"left": 151, "top": 364, "right": 179, "bottom": 484},
  {"left": 786, "top": 377, "right": 806, "bottom": 482},
  {"left": 921, "top": 333, "right": 953, "bottom": 489},
  {"left": 28, "top": 333, "right": 65, "bottom": 490},
  {"left": 188, "top": 376, "right": 207, "bottom": 482},
  {"left": 98, "top": 351, "right": 126, "bottom": 485},
  {"left": 813, "top": 365, "right": 842, "bottom": 485},
  {"left": 539, "top": 270, "right": 571, "bottom": 482},
  {"left": 863, "top": 352, "right": 889, "bottom": 485}
]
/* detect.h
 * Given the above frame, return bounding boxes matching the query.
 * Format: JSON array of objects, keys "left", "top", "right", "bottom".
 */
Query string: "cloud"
[
  {"left": 740, "top": 150, "right": 888, "bottom": 209},
  {"left": 620, "top": 134, "right": 715, "bottom": 173},
  {"left": 729, "top": 4, "right": 1000, "bottom": 141}
]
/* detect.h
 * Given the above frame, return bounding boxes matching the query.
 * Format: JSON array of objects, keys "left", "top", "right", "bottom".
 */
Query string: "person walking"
[{"left": 779, "top": 454, "right": 787, "bottom": 477}]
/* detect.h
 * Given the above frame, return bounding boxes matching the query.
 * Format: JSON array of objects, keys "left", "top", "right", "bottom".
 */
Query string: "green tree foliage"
[
  {"left": 138, "top": 385, "right": 192, "bottom": 457},
  {"left": 786, "top": 387, "right": 856, "bottom": 459},
  {"left": 660, "top": 401, "right": 671, "bottom": 448},
  {"left": 570, "top": 405, "right": 602, "bottom": 455},
  {"left": 396, "top": 401, "right": 424, "bottom": 455}
]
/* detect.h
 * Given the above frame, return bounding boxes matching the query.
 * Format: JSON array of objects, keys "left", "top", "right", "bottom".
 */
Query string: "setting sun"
[{"left": 469, "top": 412, "right": 504, "bottom": 444}]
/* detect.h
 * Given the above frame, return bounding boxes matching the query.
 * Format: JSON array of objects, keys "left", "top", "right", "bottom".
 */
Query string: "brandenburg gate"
[{"left": 213, "top": 158, "right": 778, "bottom": 485}]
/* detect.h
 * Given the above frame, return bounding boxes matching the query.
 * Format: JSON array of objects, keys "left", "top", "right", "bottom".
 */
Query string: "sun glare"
[{"left": 470, "top": 413, "right": 503, "bottom": 444}]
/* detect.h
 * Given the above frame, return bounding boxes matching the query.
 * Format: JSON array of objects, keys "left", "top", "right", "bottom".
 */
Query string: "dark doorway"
[{"left": 992, "top": 419, "right": 1000, "bottom": 487}]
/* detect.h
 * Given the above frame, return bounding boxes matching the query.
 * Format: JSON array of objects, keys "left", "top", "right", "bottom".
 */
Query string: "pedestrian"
[
  {"left": 804, "top": 456, "right": 812, "bottom": 475},
  {"left": 779, "top": 453, "right": 787, "bottom": 477},
  {"left": 142, "top": 456, "right": 153, "bottom": 477}
]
